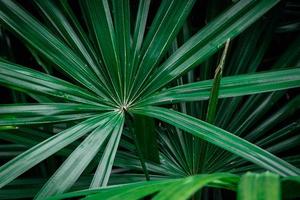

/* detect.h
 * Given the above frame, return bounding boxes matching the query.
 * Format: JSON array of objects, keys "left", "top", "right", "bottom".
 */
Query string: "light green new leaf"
[
  {"left": 238, "top": 172, "right": 280, "bottom": 200},
  {"left": 153, "top": 173, "right": 238, "bottom": 200},
  {"left": 48, "top": 173, "right": 238, "bottom": 200}
]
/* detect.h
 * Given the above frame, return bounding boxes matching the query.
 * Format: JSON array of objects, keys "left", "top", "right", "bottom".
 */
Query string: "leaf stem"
[{"left": 124, "top": 110, "right": 150, "bottom": 181}]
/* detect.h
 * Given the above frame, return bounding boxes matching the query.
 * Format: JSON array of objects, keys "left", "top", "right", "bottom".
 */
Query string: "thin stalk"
[{"left": 124, "top": 110, "right": 150, "bottom": 181}]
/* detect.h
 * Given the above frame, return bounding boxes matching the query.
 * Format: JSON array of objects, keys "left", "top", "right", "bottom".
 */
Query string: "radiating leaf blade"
[
  {"left": 0, "top": 112, "right": 114, "bottom": 188},
  {"left": 0, "top": 103, "right": 109, "bottom": 125},
  {"left": 0, "top": 0, "right": 107, "bottom": 98},
  {"left": 33, "top": 0, "right": 111, "bottom": 94},
  {"left": 141, "top": 0, "right": 280, "bottom": 97},
  {"left": 137, "top": 68, "right": 300, "bottom": 106},
  {"left": 35, "top": 113, "right": 121, "bottom": 199},
  {"left": 129, "top": 0, "right": 196, "bottom": 102},
  {"left": 131, "top": 106, "right": 300, "bottom": 176},
  {"left": 84, "top": 0, "right": 122, "bottom": 104},
  {"left": 0, "top": 61, "right": 112, "bottom": 106},
  {"left": 91, "top": 113, "right": 125, "bottom": 188}
]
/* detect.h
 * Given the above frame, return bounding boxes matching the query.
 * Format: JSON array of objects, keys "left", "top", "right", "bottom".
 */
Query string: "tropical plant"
[{"left": 0, "top": 0, "right": 299, "bottom": 199}]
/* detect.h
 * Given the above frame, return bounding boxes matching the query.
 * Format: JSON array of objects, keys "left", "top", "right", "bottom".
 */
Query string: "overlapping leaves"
[{"left": 0, "top": 0, "right": 299, "bottom": 199}]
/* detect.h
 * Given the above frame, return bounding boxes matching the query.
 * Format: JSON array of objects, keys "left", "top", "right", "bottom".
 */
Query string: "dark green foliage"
[{"left": 0, "top": 0, "right": 299, "bottom": 199}]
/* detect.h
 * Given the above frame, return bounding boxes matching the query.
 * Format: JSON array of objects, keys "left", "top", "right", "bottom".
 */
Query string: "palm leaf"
[
  {"left": 48, "top": 173, "right": 238, "bottom": 200},
  {"left": 0, "top": 0, "right": 108, "bottom": 98},
  {"left": 33, "top": 0, "right": 106, "bottom": 85},
  {"left": 0, "top": 112, "right": 114, "bottom": 188},
  {"left": 0, "top": 61, "right": 112, "bottom": 106},
  {"left": 0, "top": 0, "right": 299, "bottom": 199},
  {"left": 129, "top": 0, "right": 196, "bottom": 102},
  {"left": 140, "top": 0, "right": 280, "bottom": 98},
  {"left": 35, "top": 113, "right": 123, "bottom": 199},
  {"left": 137, "top": 68, "right": 300, "bottom": 106},
  {"left": 84, "top": 0, "right": 122, "bottom": 104},
  {"left": 131, "top": 106, "right": 300, "bottom": 176},
  {"left": 91, "top": 115, "right": 124, "bottom": 188},
  {"left": 0, "top": 103, "right": 108, "bottom": 125}
]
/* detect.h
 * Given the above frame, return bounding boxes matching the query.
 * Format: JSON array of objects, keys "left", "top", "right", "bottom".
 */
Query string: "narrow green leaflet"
[
  {"left": 0, "top": 112, "right": 114, "bottom": 188},
  {"left": 1, "top": 109, "right": 94, "bottom": 125},
  {"left": 0, "top": 103, "right": 107, "bottom": 125},
  {"left": 245, "top": 95, "right": 300, "bottom": 141},
  {"left": 112, "top": 0, "right": 131, "bottom": 102},
  {"left": 206, "top": 39, "right": 230, "bottom": 123},
  {"left": 33, "top": 0, "right": 111, "bottom": 92},
  {"left": 58, "top": 0, "right": 100, "bottom": 68},
  {"left": 35, "top": 114, "right": 121, "bottom": 200},
  {"left": 84, "top": 0, "right": 122, "bottom": 104},
  {"left": 129, "top": 0, "right": 196, "bottom": 102},
  {"left": 0, "top": 61, "right": 113, "bottom": 106},
  {"left": 0, "top": 0, "right": 107, "bottom": 98},
  {"left": 127, "top": 0, "right": 151, "bottom": 101},
  {"left": 131, "top": 106, "right": 300, "bottom": 176},
  {"left": 91, "top": 114, "right": 124, "bottom": 188},
  {"left": 137, "top": 68, "right": 300, "bottom": 106},
  {"left": 200, "top": 39, "right": 230, "bottom": 172},
  {"left": 141, "top": 0, "right": 280, "bottom": 98},
  {"left": 238, "top": 172, "right": 280, "bottom": 200}
]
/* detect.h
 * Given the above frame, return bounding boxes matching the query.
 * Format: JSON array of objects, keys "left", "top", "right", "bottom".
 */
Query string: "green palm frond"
[{"left": 0, "top": 0, "right": 300, "bottom": 199}]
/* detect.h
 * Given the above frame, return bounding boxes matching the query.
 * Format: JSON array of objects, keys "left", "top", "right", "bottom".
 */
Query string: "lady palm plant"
[{"left": 0, "top": 0, "right": 300, "bottom": 199}]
